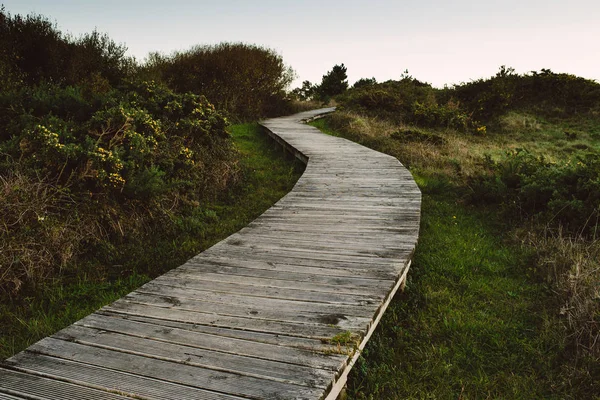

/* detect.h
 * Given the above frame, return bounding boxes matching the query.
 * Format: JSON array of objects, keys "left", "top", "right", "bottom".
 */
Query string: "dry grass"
[
  {"left": 523, "top": 228, "right": 600, "bottom": 359},
  {"left": 0, "top": 171, "right": 101, "bottom": 296},
  {"left": 287, "top": 100, "right": 324, "bottom": 113},
  {"left": 498, "top": 111, "right": 542, "bottom": 132},
  {"left": 325, "top": 110, "right": 510, "bottom": 182}
]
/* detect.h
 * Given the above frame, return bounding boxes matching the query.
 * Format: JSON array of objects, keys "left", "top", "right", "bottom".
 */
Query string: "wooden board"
[{"left": 2, "top": 108, "right": 421, "bottom": 399}]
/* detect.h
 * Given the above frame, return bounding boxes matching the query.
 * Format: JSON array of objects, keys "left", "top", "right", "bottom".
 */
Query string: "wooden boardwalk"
[{"left": 0, "top": 109, "right": 421, "bottom": 400}]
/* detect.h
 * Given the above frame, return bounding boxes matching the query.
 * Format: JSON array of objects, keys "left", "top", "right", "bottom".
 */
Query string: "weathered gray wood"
[
  {"left": 103, "top": 300, "right": 358, "bottom": 338},
  {"left": 22, "top": 339, "right": 324, "bottom": 399},
  {"left": 98, "top": 312, "right": 335, "bottom": 352},
  {"left": 152, "top": 274, "right": 386, "bottom": 305},
  {"left": 6, "top": 353, "right": 246, "bottom": 400},
  {"left": 0, "top": 368, "right": 132, "bottom": 400},
  {"left": 75, "top": 313, "right": 346, "bottom": 369},
  {"left": 3, "top": 108, "right": 421, "bottom": 399},
  {"left": 50, "top": 325, "right": 334, "bottom": 388}
]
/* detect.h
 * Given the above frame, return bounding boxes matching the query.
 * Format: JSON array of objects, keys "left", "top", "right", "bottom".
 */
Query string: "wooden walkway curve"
[{"left": 0, "top": 109, "right": 421, "bottom": 400}]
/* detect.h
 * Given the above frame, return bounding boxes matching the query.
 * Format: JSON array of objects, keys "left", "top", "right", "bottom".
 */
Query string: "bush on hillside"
[
  {"left": 445, "top": 67, "right": 600, "bottom": 122},
  {"left": 470, "top": 149, "right": 600, "bottom": 236},
  {"left": 352, "top": 77, "right": 377, "bottom": 89},
  {"left": 0, "top": 80, "right": 239, "bottom": 296},
  {"left": 143, "top": 43, "right": 295, "bottom": 120},
  {"left": 338, "top": 78, "right": 479, "bottom": 132},
  {"left": 0, "top": 7, "right": 133, "bottom": 89}
]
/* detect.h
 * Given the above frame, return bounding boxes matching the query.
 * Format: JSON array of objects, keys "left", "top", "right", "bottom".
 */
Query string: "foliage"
[
  {"left": 142, "top": 43, "right": 295, "bottom": 121},
  {"left": 0, "top": 79, "right": 239, "bottom": 297},
  {"left": 470, "top": 150, "right": 600, "bottom": 236},
  {"left": 0, "top": 7, "right": 133, "bottom": 89},
  {"left": 317, "top": 63, "right": 348, "bottom": 100},
  {"left": 338, "top": 77, "right": 480, "bottom": 132},
  {"left": 444, "top": 66, "right": 600, "bottom": 122},
  {"left": 336, "top": 66, "right": 600, "bottom": 135},
  {"left": 352, "top": 77, "right": 377, "bottom": 89},
  {"left": 290, "top": 80, "right": 317, "bottom": 101}
]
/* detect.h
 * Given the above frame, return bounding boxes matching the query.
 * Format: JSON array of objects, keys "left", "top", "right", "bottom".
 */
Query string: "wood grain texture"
[{"left": 2, "top": 108, "right": 421, "bottom": 399}]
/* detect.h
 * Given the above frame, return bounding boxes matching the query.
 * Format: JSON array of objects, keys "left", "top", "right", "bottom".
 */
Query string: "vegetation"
[
  {"left": 290, "top": 63, "right": 349, "bottom": 103},
  {"left": 141, "top": 43, "right": 296, "bottom": 121},
  {"left": 0, "top": 121, "right": 304, "bottom": 360},
  {"left": 309, "top": 68, "right": 600, "bottom": 398},
  {"left": 2, "top": 5, "right": 599, "bottom": 398},
  {"left": 0, "top": 7, "right": 304, "bottom": 359}
]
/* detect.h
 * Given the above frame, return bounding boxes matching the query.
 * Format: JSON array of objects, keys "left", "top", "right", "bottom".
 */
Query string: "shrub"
[
  {"left": 0, "top": 80, "right": 239, "bottom": 296},
  {"left": 470, "top": 149, "right": 600, "bottom": 236},
  {"left": 352, "top": 77, "right": 377, "bottom": 89},
  {"left": 338, "top": 78, "right": 478, "bottom": 132},
  {"left": 0, "top": 8, "right": 132, "bottom": 89},
  {"left": 445, "top": 67, "right": 600, "bottom": 122},
  {"left": 142, "top": 43, "right": 295, "bottom": 120}
]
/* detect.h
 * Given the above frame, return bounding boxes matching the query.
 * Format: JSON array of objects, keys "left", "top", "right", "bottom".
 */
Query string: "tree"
[
  {"left": 291, "top": 80, "right": 316, "bottom": 101},
  {"left": 318, "top": 63, "right": 348, "bottom": 99}
]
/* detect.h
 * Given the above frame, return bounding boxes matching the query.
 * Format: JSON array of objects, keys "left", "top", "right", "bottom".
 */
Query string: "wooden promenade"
[{"left": 0, "top": 109, "right": 421, "bottom": 400}]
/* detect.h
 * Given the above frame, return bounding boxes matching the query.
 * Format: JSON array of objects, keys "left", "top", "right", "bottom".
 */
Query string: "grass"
[
  {"left": 0, "top": 122, "right": 303, "bottom": 360},
  {"left": 348, "top": 194, "right": 567, "bottom": 399},
  {"left": 309, "top": 115, "right": 600, "bottom": 399}
]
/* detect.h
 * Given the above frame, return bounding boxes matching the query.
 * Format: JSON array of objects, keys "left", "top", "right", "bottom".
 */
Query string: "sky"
[{"left": 3, "top": 0, "right": 599, "bottom": 88}]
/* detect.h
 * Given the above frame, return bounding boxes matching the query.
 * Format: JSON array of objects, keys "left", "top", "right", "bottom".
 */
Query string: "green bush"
[
  {"left": 0, "top": 80, "right": 239, "bottom": 296},
  {"left": 470, "top": 149, "right": 600, "bottom": 235},
  {"left": 142, "top": 43, "right": 295, "bottom": 120},
  {"left": 338, "top": 78, "right": 479, "bottom": 132},
  {"left": 1, "top": 80, "right": 234, "bottom": 199},
  {"left": 445, "top": 67, "right": 600, "bottom": 122},
  {"left": 0, "top": 7, "right": 132, "bottom": 89}
]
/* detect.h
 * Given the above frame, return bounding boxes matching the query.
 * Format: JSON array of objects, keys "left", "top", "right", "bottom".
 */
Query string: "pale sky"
[{"left": 3, "top": 0, "right": 599, "bottom": 88}]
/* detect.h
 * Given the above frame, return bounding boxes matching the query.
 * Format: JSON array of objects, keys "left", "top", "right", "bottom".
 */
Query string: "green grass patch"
[
  {"left": 0, "top": 122, "right": 303, "bottom": 359},
  {"left": 347, "top": 194, "right": 571, "bottom": 399}
]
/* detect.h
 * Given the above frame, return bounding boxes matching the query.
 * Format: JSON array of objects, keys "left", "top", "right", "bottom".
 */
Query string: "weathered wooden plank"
[
  {"left": 103, "top": 300, "right": 357, "bottom": 339},
  {"left": 7, "top": 353, "right": 245, "bottom": 400},
  {"left": 97, "top": 312, "right": 334, "bottom": 352},
  {"left": 191, "top": 249, "right": 405, "bottom": 275},
  {"left": 0, "top": 367, "right": 132, "bottom": 400},
  {"left": 174, "top": 260, "right": 395, "bottom": 288},
  {"left": 25, "top": 339, "right": 324, "bottom": 399},
  {"left": 135, "top": 281, "right": 382, "bottom": 311},
  {"left": 51, "top": 325, "right": 335, "bottom": 388},
  {"left": 114, "top": 292, "right": 374, "bottom": 330},
  {"left": 204, "top": 246, "right": 414, "bottom": 267},
  {"left": 153, "top": 274, "right": 385, "bottom": 305},
  {"left": 163, "top": 267, "right": 393, "bottom": 297},
  {"left": 75, "top": 313, "right": 346, "bottom": 369},
  {"left": 0, "top": 392, "right": 29, "bottom": 400},
  {"left": 185, "top": 254, "right": 400, "bottom": 279}
]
